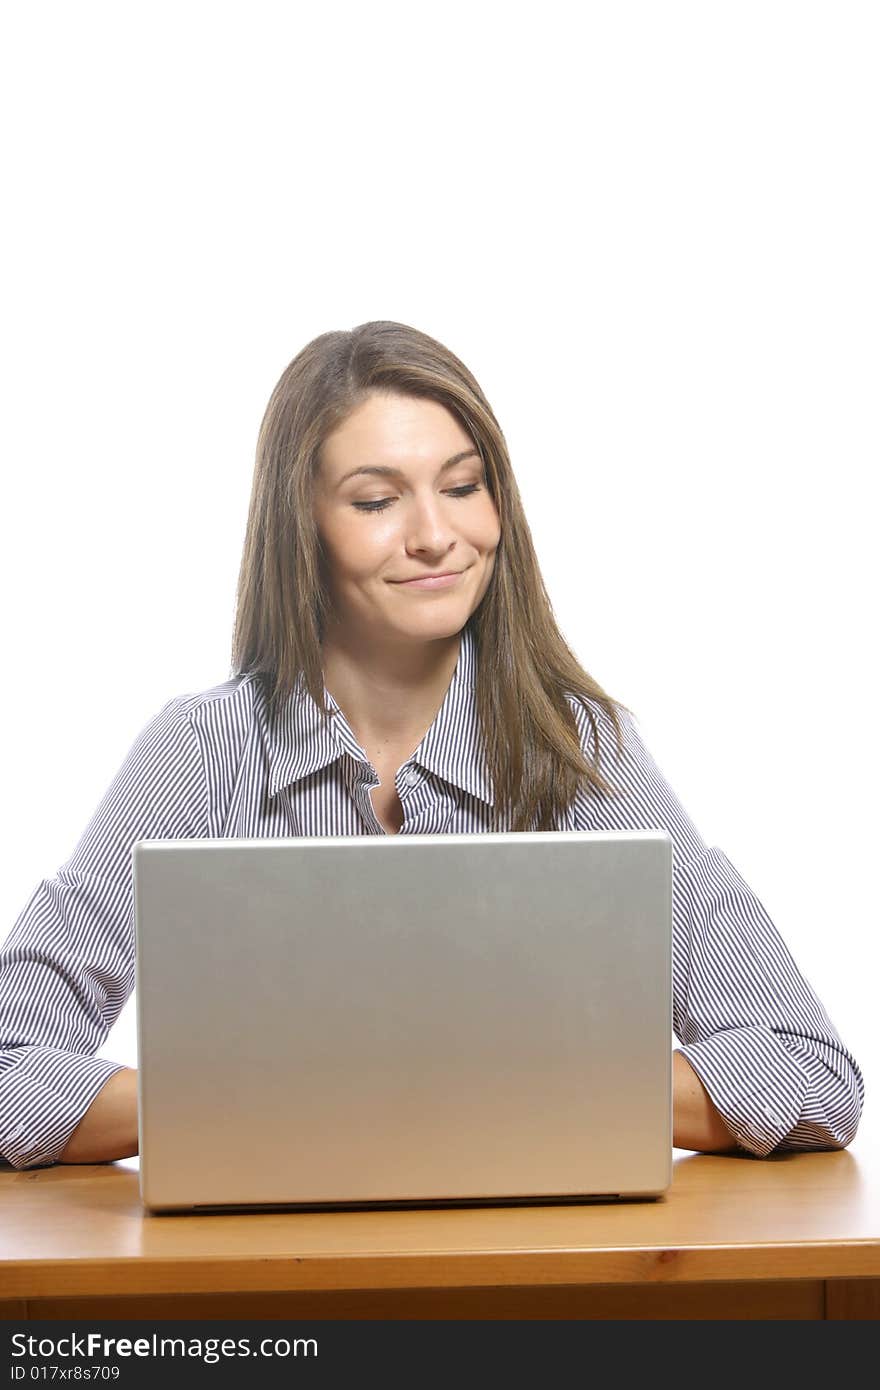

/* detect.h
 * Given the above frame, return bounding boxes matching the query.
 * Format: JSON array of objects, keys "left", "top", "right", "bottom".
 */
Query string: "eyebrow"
[{"left": 336, "top": 449, "right": 481, "bottom": 489}]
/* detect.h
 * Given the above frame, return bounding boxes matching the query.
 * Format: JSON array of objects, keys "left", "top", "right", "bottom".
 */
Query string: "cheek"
[
  {"left": 477, "top": 503, "right": 502, "bottom": 550},
  {"left": 322, "top": 515, "right": 391, "bottom": 571}
]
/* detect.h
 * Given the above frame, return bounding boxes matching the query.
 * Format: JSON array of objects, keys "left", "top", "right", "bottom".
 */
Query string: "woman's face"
[{"left": 313, "top": 392, "right": 501, "bottom": 650}]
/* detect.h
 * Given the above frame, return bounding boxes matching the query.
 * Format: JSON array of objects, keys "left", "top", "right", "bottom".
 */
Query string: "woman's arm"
[
  {"left": 673, "top": 1049, "right": 738, "bottom": 1153},
  {"left": 57, "top": 1067, "right": 139, "bottom": 1164},
  {"left": 54, "top": 1057, "right": 735, "bottom": 1164},
  {"left": 673, "top": 843, "right": 863, "bottom": 1154},
  {"left": 570, "top": 701, "right": 864, "bottom": 1156},
  {"left": 0, "top": 696, "right": 208, "bottom": 1169},
  {"left": 51, "top": 1058, "right": 743, "bottom": 1163}
]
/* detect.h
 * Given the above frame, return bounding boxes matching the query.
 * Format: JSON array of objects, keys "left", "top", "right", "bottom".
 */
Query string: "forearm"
[
  {"left": 673, "top": 1050, "right": 738, "bottom": 1153},
  {"left": 58, "top": 1067, "right": 139, "bottom": 1164},
  {"left": 54, "top": 1057, "right": 732, "bottom": 1164}
]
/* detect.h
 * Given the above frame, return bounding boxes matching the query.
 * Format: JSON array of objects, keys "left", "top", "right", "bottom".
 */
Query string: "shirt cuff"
[
  {"left": 0, "top": 1047, "right": 127, "bottom": 1170},
  {"left": 679, "top": 1025, "right": 810, "bottom": 1156}
]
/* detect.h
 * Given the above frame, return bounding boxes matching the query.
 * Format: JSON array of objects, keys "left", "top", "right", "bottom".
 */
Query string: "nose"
[{"left": 403, "top": 490, "right": 460, "bottom": 556}]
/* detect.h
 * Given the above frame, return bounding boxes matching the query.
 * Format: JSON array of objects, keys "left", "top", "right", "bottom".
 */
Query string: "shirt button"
[
  {"left": 763, "top": 1105, "right": 781, "bottom": 1127},
  {"left": 401, "top": 767, "right": 419, "bottom": 790}
]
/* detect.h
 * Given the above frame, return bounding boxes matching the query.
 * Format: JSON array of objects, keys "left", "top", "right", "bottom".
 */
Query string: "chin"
[{"left": 392, "top": 612, "right": 468, "bottom": 639}]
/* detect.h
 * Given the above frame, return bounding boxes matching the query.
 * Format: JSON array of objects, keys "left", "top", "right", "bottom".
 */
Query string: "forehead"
[{"left": 320, "top": 393, "right": 476, "bottom": 476}]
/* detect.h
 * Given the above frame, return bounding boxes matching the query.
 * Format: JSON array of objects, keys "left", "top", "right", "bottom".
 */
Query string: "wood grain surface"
[{"left": 1, "top": 1119, "right": 878, "bottom": 1312}]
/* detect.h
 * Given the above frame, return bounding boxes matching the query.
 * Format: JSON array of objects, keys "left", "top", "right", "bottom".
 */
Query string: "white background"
[{"left": 2, "top": 3, "right": 877, "bottom": 1142}]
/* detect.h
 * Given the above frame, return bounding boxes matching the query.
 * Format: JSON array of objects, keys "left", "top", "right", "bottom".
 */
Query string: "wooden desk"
[{"left": 2, "top": 1122, "right": 878, "bottom": 1321}]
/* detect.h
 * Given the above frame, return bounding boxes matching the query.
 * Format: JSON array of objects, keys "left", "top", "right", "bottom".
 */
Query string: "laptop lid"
[{"left": 133, "top": 830, "right": 672, "bottom": 1211}]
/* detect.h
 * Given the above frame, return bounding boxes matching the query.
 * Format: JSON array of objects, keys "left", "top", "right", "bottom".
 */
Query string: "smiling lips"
[{"left": 392, "top": 570, "right": 464, "bottom": 588}]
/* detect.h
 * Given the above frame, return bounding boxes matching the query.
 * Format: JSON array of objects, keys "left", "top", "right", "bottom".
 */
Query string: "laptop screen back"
[{"left": 134, "top": 829, "right": 672, "bottom": 1210}]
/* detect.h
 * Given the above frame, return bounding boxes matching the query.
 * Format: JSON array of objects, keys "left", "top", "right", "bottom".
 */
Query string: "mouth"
[{"left": 390, "top": 570, "right": 466, "bottom": 589}]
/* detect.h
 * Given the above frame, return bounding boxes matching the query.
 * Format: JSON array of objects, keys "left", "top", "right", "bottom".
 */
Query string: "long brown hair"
[{"left": 231, "top": 320, "right": 631, "bottom": 830}]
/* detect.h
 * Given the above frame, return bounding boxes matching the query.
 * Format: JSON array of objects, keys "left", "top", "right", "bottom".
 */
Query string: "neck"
[{"left": 321, "top": 628, "right": 462, "bottom": 750}]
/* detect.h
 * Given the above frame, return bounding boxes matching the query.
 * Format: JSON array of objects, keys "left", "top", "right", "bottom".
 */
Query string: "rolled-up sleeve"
[
  {"left": 0, "top": 697, "right": 208, "bottom": 1169},
  {"left": 570, "top": 701, "right": 864, "bottom": 1156}
]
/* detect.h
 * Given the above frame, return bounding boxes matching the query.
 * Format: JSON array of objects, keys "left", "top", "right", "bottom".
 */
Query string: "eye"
[{"left": 352, "top": 483, "right": 482, "bottom": 514}]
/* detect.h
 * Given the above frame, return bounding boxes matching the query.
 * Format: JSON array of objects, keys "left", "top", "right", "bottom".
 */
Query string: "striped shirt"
[{"left": 0, "top": 625, "right": 863, "bottom": 1168}]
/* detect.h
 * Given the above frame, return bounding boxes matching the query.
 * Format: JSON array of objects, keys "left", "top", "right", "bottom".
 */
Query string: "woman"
[{"left": 0, "top": 321, "right": 864, "bottom": 1169}]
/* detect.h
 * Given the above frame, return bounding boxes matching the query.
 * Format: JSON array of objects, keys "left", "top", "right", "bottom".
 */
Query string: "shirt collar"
[{"left": 265, "top": 623, "right": 494, "bottom": 806}]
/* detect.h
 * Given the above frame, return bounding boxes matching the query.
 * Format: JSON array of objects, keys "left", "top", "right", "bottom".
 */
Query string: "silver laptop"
[{"left": 133, "top": 830, "right": 672, "bottom": 1212}]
